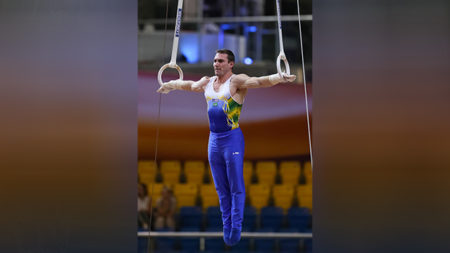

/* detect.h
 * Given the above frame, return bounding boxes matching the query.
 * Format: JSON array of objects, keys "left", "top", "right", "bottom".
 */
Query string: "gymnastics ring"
[
  {"left": 276, "top": 52, "right": 291, "bottom": 76},
  {"left": 157, "top": 62, "right": 184, "bottom": 86}
]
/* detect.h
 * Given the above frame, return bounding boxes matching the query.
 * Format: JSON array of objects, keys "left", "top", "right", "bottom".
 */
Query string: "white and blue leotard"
[{"left": 204, "top": 75, "right": 245, "bottom": 234}]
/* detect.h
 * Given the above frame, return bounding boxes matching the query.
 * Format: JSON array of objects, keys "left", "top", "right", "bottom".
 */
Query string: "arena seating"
[{"left": 138, "top": 159, "right": 313, "bottom": 253}]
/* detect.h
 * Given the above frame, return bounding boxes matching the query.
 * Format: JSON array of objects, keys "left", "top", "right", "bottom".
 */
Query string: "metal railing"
[
  {"left": 139, "top": 15, "right": 312, "bottom": 25},
  {"left": 138, "top": 231, "right": 313, "bottom": 238}
]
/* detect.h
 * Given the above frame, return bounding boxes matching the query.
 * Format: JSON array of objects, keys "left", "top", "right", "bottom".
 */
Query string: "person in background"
[
  {"left": 154, "top": 186, "right": 177, "bottom": 230},
  {"left": 138, "top": 182, "right": 152, "bottom": 230}
]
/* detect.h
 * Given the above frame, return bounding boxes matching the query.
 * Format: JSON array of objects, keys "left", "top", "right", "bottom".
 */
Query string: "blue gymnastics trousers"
[{"left": 208, "top": 127, "right": 245, "bottom": 230}]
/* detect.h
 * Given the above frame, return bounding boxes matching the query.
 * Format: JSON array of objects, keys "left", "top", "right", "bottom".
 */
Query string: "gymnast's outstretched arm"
[
  {"left": 231, "top": 73, "right": 296, "bottom": 89},
  {"left": 157, "top": 76, "right": 210, "bottom": 93}
]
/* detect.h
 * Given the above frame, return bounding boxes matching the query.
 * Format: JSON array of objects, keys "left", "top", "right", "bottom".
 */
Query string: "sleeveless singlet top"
[{"left": 204, "top": 75, "right": 243, "bottom": 133}]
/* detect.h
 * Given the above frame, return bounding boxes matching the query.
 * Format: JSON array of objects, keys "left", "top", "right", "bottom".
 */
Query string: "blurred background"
[{"left": 138, "top": 0, "right": 313, "bottom": 252}]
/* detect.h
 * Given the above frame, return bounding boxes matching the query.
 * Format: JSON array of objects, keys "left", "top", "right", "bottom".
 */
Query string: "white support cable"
[
  {"left": 275, "top": 0, "right": 290, "bottom": 75},
  {"left": 170, "top": 0, "right": 184, "bottom": 64},
  {"left": 138, "top": 231, "right": 313, "bottom": 238},
  {"left": 157, "top": 0, "right": 185, "bottom": 86},
  {"left": 296, "top": 0, "right": 313, "bottom": 169},
  {"left": 146, "top": 0, "right": 171, "bottom": 251},
  {"left": 275, "top": 0, "right": 285, "bottom": 54}
]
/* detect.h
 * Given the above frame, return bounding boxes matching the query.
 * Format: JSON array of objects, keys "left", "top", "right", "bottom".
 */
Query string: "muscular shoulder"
[
  {"left": 229, "top": 74, "right": 249, "bottom": 96},
  {"left": 232, "top": 74, "right": 250, "bottom": 82},
  {"left": 192, "top": 76, "right": 212, "bottom": 92},
  {"left": 231, "top": 74, "right": 250, "bottom": 87}
]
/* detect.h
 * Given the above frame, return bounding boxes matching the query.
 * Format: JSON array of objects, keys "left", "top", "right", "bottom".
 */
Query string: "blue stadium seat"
[
  {"left": 287, "top": 207, "right": 311, "bottom": 231},
  {"left": 137, "top": 237, "right": 148, "bottom": 253},
  {"left": 205, "top": 226, "right": 222, "bottom": 232},
  {"left": 179, "top": 226, "right": 201, "bottom": 232},
  {"left": 206, "top": 206, "right": 222, "bottom": 231},
  {"left": 254, "top": 228, "right": 276, "bottom": 253},
  {"left": 242, "top": 206, "right": 257, "bottom": 231},
  {"left": 204, "top": 238, "right": 226, "bottom": 252},
  {"left": 179, "top": 238, "right": 200, "bottom": 253},
  {"left": 229, "top": 238, "right": 251, "bottom": 253},
  {"left": 260, "top": 206, "right": 284, "bottom": 231},
  {"left": 254, "top": 242, "right": 276, "bottom": 253},
  {"left": 154, "top": 251, "right": 179, "bottom": 253},
  {"left": 303, "top": 228, "right": 313, "bottom": 253},
  {"left": 177, "top": 227, "right": 200, "bottom": 252},
  {"left": 154, "top": 237, "right": 177, "bottom": 252},
  {"left": 179, "top": 206, "right": 203, "bottom": 231},
  {"left": 278, "top": 228, "right": 301, "bottom": 253},
  {"left": 204, "top": 251, "right": 227, "bottom": 253}
]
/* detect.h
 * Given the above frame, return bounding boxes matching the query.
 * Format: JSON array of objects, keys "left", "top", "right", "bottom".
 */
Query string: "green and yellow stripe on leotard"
[{"left": 224, "top": 97, "right": 242, "bottom": 130}]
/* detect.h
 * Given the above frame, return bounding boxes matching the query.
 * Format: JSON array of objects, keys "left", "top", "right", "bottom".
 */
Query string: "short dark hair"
[
  {"left": 215, "top": 49, "right": 235, "bottom": 63},
  {"left": 138, "top": 183, "right": 148, "bottom": 196}
]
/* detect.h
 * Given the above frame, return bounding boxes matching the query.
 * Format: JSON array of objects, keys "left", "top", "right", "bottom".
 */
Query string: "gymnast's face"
[{"left": 213, "top": 53, "right": 234, "bottom": 77}]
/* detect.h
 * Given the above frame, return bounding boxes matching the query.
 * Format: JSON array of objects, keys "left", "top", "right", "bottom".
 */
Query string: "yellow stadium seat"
[
  {"left": 145, "top": 182, "right": 164, "bottom": 194},
  {"left": 249, "top": 195, "right": 270, "bottom": 210},
  {"left": 202, "top": 196, "right": 219, "bottom": 208},
  {"left": 243, "top": 173, "right": 252, "bottom": 186},
  {"left": 184, "top": 160, "right": 206, "bottom": 185},
  {"left": 255, "top": 161, "right": 277, "bottom": 185},
  {"left": 244, "top": 160, "right": 253, "bottom": 171},
  {"left": 274, "top": 196, "right": 294, "bottom": 211},
  {"left": 256, "top": 161, "right": 277, "bottom": 173},
  {"left": 202, "top": 195, "right": 219, "bottom": 209},
  {"left": 138, "top": 160, "right": 157, "bottom": 174},
  {"left": 303, "top": 161, "right": 312, "bottom": 185},
  {"left": 248, "top": 184, "right": 271, "bottom": 210},
  {"left": 273, "top": 184, "right": 295, "bottom": 196},
  {"left": 160, "top": 160, "right": 182, "bottom": 185},
  {"left": 248, "top": 184, "right": 271, "bottom": 195},
  {"left": 280, "top": 161, "right": 301, "bottom": 186},
  {"left": 145, "top": 183, "right": 165, "bottom": 206},
  {"left": 205, "top": 165, "right": 213, "bottom": 184},
  {"left": 139, "top": 172, "right": 155, "bottom": 184},
  {"left": 200, "top": 184, "right": 216, "bottom": 195},
  {"left": 186, "top": 173, "right": 204, "bottom": 185},
  {"left": 258, "top": 173, "right": 277, "bottom": 186},
  {"left": 174, "top": 183, "right": 198, "bottom": 196},
  {"left": 200, "top": 184, "right": 219, "bottom": 209},
  {"left": 297, "top": 185, "right": 312, "bottom": 195},
  {"left": 298, "top": 195, "right": 312, "bottom": 210},
  {"left": 138, "top": 160, "right": 157, "bottom": 184},
  {"left": 242, "top": 161, "right": 253, "bottom": 186},
  {"left": 162, "top": 172, "right": 180, "bottom": 185},
  {"left": 184, "top": 160, "right": 205, "bottom": 173},
  {"left": 297, "top": 184, "right": 313, "bottom": 210},
  {"left": 176, "top": 195, "right": 197, "bottom": 208},
  {"left": 280, "top": 161, "right": 301, "bottom": 170},
  {"left": 174, "top": 183, "right": 199, "bottom": 208},
  {"left": 161, "top": 160, "right": 181, "bottom": 173},
  {"left": 273, "top": 185, "right": 295, "bottom": 211}
]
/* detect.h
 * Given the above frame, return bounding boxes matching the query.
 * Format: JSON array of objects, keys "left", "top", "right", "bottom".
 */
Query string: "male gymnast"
[{"left": 157, "top": 49, "right": 296, "bottom": 245}]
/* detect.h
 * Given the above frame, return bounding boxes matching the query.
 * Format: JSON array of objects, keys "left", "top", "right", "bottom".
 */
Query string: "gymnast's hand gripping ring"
[{"left": 157, "top": 63, "right": 184, "bottom": 86}]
